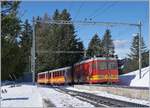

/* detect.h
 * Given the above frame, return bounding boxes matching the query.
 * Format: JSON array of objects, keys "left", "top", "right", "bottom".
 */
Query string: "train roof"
[
  {"left": 49, "top": 66, "right": 71, "bottom": 73},
  {"left": 38, "top": 66, "right": 71, "bottom": 74},
  {"left": 74, "top": 57, "right": 117, "bottom": 66},
  {"left": 38, "top": 71, "right": 49, "bottom": 75}
]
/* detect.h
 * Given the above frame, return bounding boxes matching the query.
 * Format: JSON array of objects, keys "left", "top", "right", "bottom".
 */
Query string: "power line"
[
  {"left": 73, "top": 2, "right": 84, "bottom": 21},
  {"left": 87, "top": 2, "right": 107, "bottom": 20},
  {"left": 68, "top": 1, "right": 73, "bottom": 13},
  {"left": 91, "top": 2, "right": 118, "bottom": 20}
]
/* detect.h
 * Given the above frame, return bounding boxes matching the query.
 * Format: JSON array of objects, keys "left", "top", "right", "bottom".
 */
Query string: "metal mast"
[
  {"left": 31, "top": 18, "right": 36, "bottom": 83},
  {"left": 138, "top": 21, "right": 142, "bottom": 79}
]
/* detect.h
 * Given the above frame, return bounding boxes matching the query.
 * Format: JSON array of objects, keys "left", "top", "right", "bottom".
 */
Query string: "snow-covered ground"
[
  {"left": 1, "top": 83, "right": 149, "bottom": 107},
  {"left": 1, "top": 84, "right": 94, "bottom": 107},
  {"left": 37, "top": 86, "right": 94, "bottom": 107},
  {"left": 1, "top": 84, "right": 43, "bottom": 107},
  {"left": 1, "top": 66, "right": 149, "bottom": 107},
  {"left": 66, "top": 86, "right": 150, "bottom": 106},
  {"left": 119, "top": 66, "right": 150, "bottom": 87}
]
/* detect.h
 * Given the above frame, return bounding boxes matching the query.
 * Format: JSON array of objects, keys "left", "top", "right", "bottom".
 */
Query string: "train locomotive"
[{"left": 37, "top": 56, "right": 119, "bottom": 85}]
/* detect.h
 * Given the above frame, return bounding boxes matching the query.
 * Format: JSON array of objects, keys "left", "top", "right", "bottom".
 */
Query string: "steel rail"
[{"left": 54, "top": 87, "right": 149, "bottom": 107}]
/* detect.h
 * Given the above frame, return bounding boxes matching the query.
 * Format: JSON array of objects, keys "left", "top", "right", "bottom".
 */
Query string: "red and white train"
[{"left": 37, "top": 56, "right": 119, "bottom": 85}]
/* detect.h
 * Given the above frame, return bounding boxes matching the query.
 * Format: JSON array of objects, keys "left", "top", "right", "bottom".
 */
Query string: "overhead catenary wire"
[
  {"left": 68, "top": 1, "right": 73, "bottom": 13},
  {"left": 73, "top": 2, "right": 84, "bottom": 21},
  {"left": 87, "top": 2, "right": 107, "bottom": 20},
  {"left": 90, "top": 2, "right": 118, "bottom": 20}
]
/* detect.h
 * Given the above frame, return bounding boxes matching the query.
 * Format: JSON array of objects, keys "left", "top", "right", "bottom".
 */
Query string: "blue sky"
[{"left": 19, "top": 1, "right": 149, "bottom": 58}]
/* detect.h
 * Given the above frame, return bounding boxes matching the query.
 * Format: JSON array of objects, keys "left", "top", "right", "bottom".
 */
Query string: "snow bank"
[
  {"left": 119, "top": 66, "right": 150, "bottom": 87},
  {"left": 38, "top": 86, "right": 94, "bottom": 107},
  {"left": 1, "top": 84, "right": 43, "bottom": 107}
]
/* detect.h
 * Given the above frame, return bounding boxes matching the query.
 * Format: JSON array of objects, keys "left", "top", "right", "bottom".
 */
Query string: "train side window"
[
  {"left": 49, "top": 73, "right": 51, "bottom": 78},
  {"left": 63, "top": 70, "right": 64, "bottom": 76},
  {"left": 59, "top": 71, "right": 60, "bottom": 76},
  {"left": 57, "top": 71, "right": 60, "bottom": 76},
  {"left": 39, "top": 74, "right": 45, "bottom": 78},
  {"left": 56, "top": 72, "right": 58, "bottom": 77},
  {"left": 109, "top": 62, "right": 117, "bottom": 69},
  {"left": 62, "top": 70, "right": 64, "bottom": 76},
  {"left": 57, "top": 71, "right": 59, "bottom": 76},
  {"left": 53, "top": 73, "right": 54, "bottom": 77},
  {"left": 60, "top": 71, "right": 61, "bottom": 76},
  {"left": 55, "top": 72, "right": 57, "bottom": 77},
  {"left": 56, "top": 72, "right": 57, "bottom": 77},
  {"left": 60, "top": 71, "right": 62, "bottom": 76},
  {"left": 57, "top": 72, "right": 59, "bottom": 76},
  {"left": 99, "top": 62, "right": 107, "bottom": 70},
  {"left": 59, "top": 71, "right": 61, "bottom": 76},
  {"left": 61, "top": 71, "right": 63, "bottom": 76}
]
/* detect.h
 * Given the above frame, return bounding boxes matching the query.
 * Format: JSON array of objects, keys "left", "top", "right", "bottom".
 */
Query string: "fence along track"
[{"left": 81, "top": 84, "right": 149, "bottom": 90}]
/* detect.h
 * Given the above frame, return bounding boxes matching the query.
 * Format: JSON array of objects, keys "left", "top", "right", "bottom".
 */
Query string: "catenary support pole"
[
  {"left": 139, "top": 21, "right": 142, "bottom": 79},
  {"left": 32, "top": 18, "right": 36, "bottom": 83}
]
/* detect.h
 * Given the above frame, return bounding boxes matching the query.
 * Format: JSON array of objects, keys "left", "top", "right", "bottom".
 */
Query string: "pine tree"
[
  {"left": 128, "top": 35, "right": 147, "bottom": 59},
  {"left": 1, "top": 1, "right": 21, "bottom": 42},
  {"left": 126, "top": 34, "right": 147, "bottom": 71},
  {"left": 1, "top": 1, "right": 24, "bottom": 80},
  {"left": 102, "top": 29, "right": 115, "bottom": 55},
  {"left": 20, "top": 19, "right": 32, "bottom": 72},
  {"left": 35, "top": 14, "right": 51, "bottom": 71},
  {"left": 35, "top": 9, "right": 84, "bottom": 72},
  {"left": 87, "top": 33, "right": 103, "bottom": 57}
]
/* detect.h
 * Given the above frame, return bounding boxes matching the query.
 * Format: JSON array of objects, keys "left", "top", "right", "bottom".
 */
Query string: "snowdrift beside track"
[{"left": 119, "top": 66, "right": 150, "bottom": 87}]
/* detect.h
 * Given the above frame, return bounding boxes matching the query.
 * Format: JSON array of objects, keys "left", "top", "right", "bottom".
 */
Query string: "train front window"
[
  {"left": 98, "top": 62, "right": 107, "bottom": 70},
  {"left": 108, "top": 62, "right": 117, "bottom": 69},
  {"left": 97, "top": 61, "right": 117, "bottom": 70}
]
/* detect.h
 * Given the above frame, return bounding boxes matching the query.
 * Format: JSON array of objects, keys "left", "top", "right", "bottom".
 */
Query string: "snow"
[
  {"left": 1, "top": 66, "right": 149, "bottom": 107},
  {"left": 66, "top": 86, "right": 150, "bottom": 106},
  {"left": 1, "top": 84, "right": 43, "bottom": 107},
  {"left": 38, "top": 86, "right": 94, "bottom": 107},
  {"left": 119, "top": 66, "right": 150, "bottom": 87},
  {"left": 1, "top": 84, "right": 94, "bottom": 107}
]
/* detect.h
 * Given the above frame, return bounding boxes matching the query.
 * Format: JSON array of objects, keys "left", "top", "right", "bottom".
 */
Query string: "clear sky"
[{"left": 19, "top": 1, "right": 149, "bottom": 58}]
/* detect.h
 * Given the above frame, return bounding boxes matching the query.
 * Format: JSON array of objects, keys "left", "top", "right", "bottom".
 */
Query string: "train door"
[
  {"left": 79, "top": 64, "right": 84, "bottom": 83},
  {"left": 108, "top": 61, "right": 118, "bottom": 83},
  {"left": 44, "top": 73, "right": 46, "bottom": 84},
  {"left": 46, "top": 72, "right": 48, "bottom": 84},
  {"left": 64, "top": 70, "right": 67, "bottom": 85},
  {"left": 89, "top": 62, "right": 93, "bottom": 84},
  {"left": 51, "top": 72, "right": 53, "bottom": 85}
]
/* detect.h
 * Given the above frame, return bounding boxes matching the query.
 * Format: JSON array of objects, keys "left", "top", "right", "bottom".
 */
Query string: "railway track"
[{"left": 54, "top": 87, "right": 149, "bottom": 107}]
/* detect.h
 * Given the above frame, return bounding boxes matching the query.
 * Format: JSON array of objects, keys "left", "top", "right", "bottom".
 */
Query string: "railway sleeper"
[{"left": 58, "top": 88, "right": 149, "bottom": 107}]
